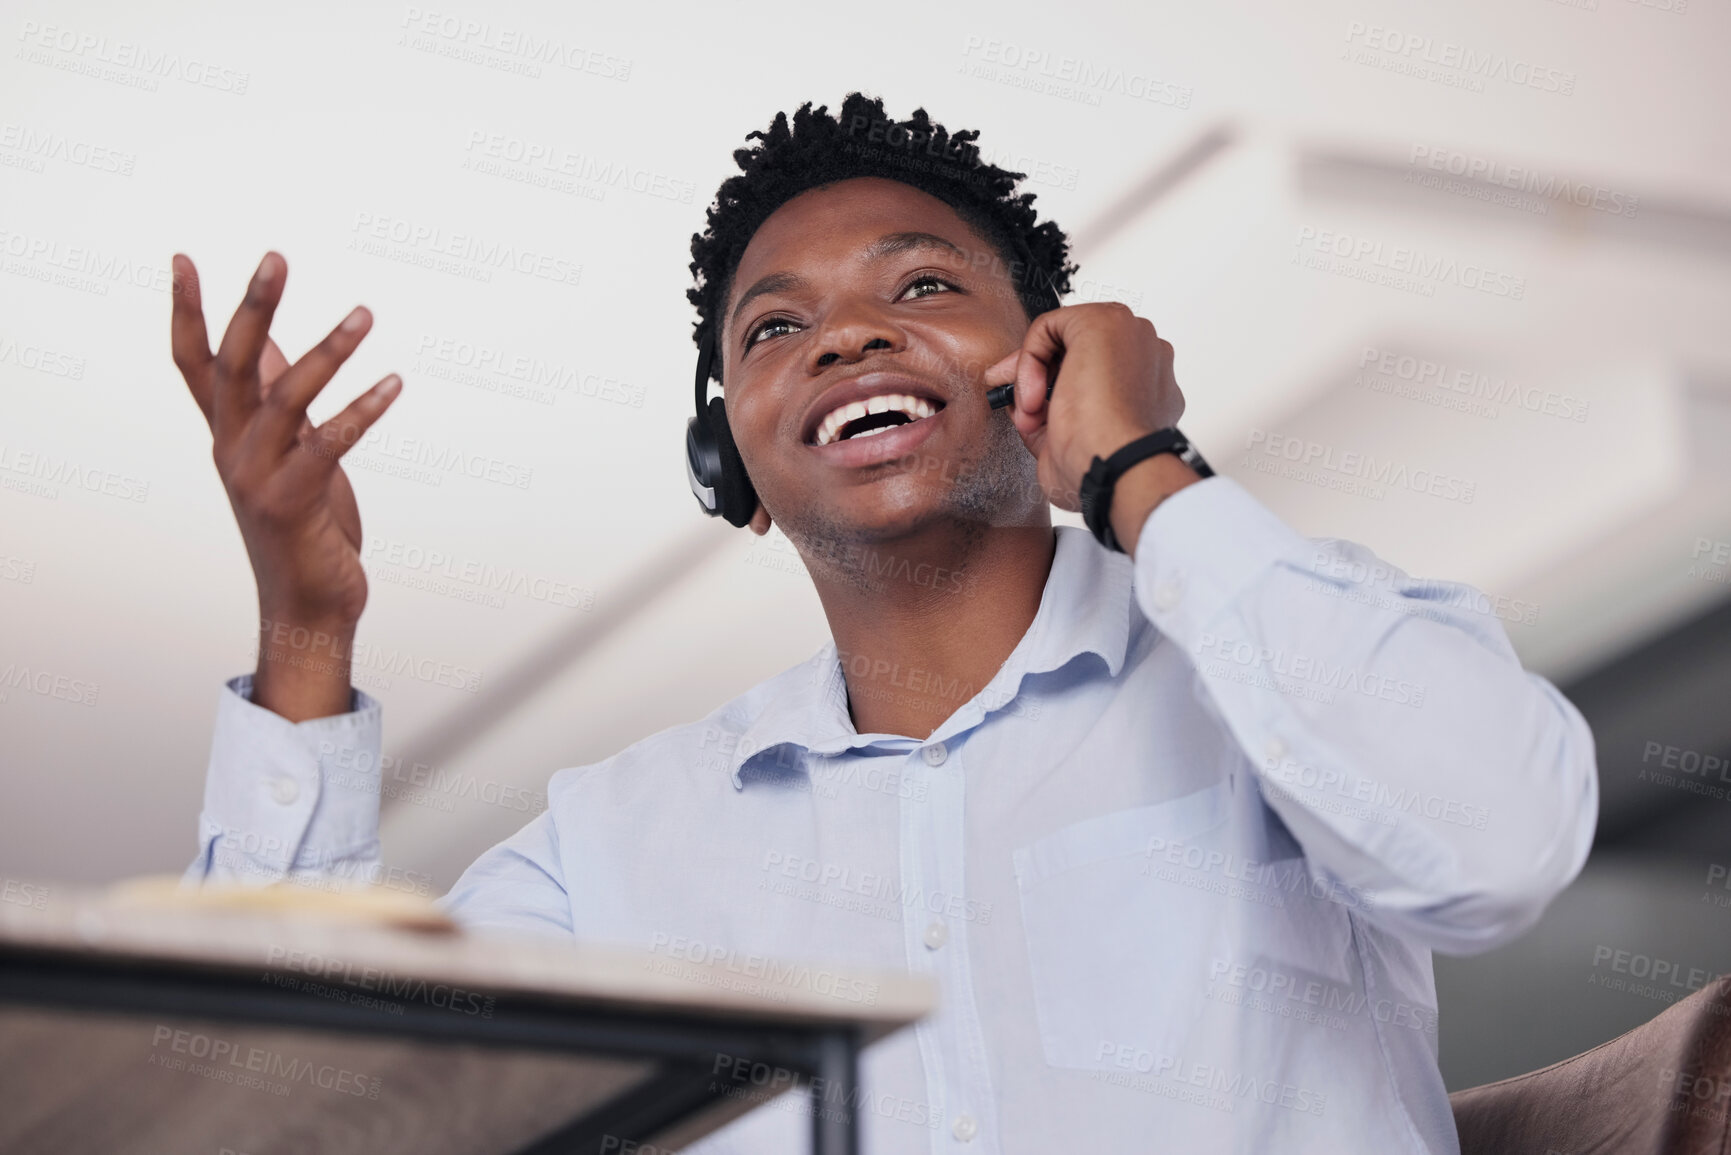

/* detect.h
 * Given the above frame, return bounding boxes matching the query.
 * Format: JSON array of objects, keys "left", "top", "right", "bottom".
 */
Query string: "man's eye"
[
  {"left": 746, "top": 317, "right": 798, "bottom": 348},
  {"left": 901, "top": 276, "right": 956, "bottom": 300}
]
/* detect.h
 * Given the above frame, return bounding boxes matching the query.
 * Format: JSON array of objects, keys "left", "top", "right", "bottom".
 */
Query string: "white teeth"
[{"left": 814, "top": 392, "right": 939, "bottom": 446}]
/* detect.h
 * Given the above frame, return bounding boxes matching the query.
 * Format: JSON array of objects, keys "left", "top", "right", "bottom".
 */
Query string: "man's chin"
[
  {"left": 769, "top": 484, "right": 955, "bottom": 551},
  {"left": 770, "top": 435, "right": 1045, "bottom": 550},
  {"left": 814, "top": 496, "right": 950, "bottom": 544}
]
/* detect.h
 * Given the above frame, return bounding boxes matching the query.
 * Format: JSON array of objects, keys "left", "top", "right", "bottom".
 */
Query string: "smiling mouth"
[{"left": 812, "top": 393, "right": 944, "bottom": 447}]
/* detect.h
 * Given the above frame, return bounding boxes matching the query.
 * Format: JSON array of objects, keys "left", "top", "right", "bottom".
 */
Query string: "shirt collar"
[{"left": 730, "top": 525, "right": 1134, "bottom": 788}]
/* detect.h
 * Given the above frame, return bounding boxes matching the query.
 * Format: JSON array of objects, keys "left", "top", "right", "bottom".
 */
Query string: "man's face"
[{"left": 719, "top": 177, "right": 1047, "bottom": 552}]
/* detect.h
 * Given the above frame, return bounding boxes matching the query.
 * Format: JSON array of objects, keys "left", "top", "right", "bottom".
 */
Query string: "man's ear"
[{"left": 747, "top": 504, "right": 772, "bottom": 536}]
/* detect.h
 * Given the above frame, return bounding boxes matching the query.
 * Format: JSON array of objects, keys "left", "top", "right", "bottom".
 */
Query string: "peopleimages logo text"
[
  {"left": 1407, "top": 146, "right": 1638, "bottom": 218},
  {"left": 1343, "top": 22, "right": 1576, "bottom": 95},
  {"left": 1293, "top": 228, "right": 1525, "bottom": 300},
  {"left": 1244, "top": 429, "right": 1477, "bottom": 504},
  {"left": 959, "top": 36, "right": 1193, "bottom": 108},
  {"left": 15, "top": 21, "right": 251, "bottom": 94}
]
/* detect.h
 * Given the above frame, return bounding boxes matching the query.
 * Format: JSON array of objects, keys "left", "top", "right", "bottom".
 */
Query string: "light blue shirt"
[{"left": 187, "top": 477, "right": 1597, "bottom": 1154}]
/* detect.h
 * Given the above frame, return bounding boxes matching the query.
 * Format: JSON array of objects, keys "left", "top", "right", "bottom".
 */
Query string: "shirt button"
[
  {"left": 922, "top": 742, "right": 949, "bottom": 767},
  {"left": 1264, "top": 737, "right": 1288, "bottom": 764},
  {"left": 951, "top": 1113, "right": 978, "bottom": 1142},
  {"left": 923, "top": 921, "right": 949, "bottom": 950},
  {"left": 267, "top": 777, "right": 300, "bottom": 806},
  {"left": 1151, "top": 579, "right": 1183, "bottom": 612}
]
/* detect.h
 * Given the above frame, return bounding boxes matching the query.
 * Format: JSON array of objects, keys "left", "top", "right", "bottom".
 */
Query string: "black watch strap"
[{"left": 1078, "top": 427, "right": 1213, "bottom": 553}]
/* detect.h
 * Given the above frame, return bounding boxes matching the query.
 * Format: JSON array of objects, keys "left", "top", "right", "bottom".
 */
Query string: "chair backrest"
[{"left": 1450, "top": 973, "right": 1731, "bottom": 1155}]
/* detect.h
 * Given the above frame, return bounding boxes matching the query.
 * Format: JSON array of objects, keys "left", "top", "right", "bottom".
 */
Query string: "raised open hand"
[{"left": 171, "top": 251, "right": 402, "bottom": 718}]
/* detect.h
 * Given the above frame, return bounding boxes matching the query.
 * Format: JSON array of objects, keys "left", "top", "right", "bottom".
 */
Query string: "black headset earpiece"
[{"left": 684, "top": 329, "right": 761, "bottom": 527}]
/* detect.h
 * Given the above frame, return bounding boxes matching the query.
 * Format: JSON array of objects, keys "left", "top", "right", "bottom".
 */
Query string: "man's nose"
[
  {"left": 817, "top": 336, "right": 893, "bottom": 368},
  {"left": 808, "top": 299, "right": 904, "bottom": 372}
]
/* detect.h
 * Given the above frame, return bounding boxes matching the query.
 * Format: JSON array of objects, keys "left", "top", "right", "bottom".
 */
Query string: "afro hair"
[{"left": 687, "top": 92, "right": 1077, "bottom": 377}]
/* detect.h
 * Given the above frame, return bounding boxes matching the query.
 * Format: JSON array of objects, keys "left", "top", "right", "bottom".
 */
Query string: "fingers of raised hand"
[
  {"left": 170, "top": 254, "right": 216, "bottom": 422},
  {"left": 212, "top": 252, "right": 288, "bottom": 431},
  {"left": 291, "top": 374, "right": 403, "bottom": 478},
  {"left": 259, "top": 336, "right": 292, "bottom": 395},
  {"left": 258, "top": 307, "right": 374, "bottom": 449}
]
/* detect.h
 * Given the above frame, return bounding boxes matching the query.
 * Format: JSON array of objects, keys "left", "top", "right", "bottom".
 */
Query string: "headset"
[
  {"left": 683, "top": 243, "right": 1207, "bottom": 524},
  {"left": 684, "top": 328, "right": 760, "bottom": 526}
]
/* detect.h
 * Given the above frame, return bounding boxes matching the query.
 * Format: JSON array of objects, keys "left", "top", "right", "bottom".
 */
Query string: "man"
[{"left": 174, "top": 93, "right": 1597, "bottom": 1153}]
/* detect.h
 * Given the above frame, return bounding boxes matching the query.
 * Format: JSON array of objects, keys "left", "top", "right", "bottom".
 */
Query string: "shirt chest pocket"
[{"left": 1012, "top": 780, "right": 1239, "bottom": 1072}]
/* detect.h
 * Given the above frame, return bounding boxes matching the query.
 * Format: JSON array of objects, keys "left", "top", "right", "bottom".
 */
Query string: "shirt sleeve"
[
  {"left": 182, "top": 674, "right": 386, "bottom": 888},
  {"left": 183, "top": 675, "right": 576, "bottom": 939},
  {"left": 440, "top": 804, "right": 575, "bottom": 938},
  {"left": 1130, "top": 476, "right": 1599, "bottom": 956}
]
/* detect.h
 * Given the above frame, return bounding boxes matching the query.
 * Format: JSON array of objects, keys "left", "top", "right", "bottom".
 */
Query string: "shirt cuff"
[
  {"left": 1130, "top": 476, "right": 1314, "bottom": 650},
  {"left": 195, "top": 674, "right": 384, "bottom": 882}
]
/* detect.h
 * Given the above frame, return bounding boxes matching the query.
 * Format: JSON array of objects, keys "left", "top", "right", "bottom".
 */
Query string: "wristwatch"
[{"left": 1078, "top": 427, "right": 1214, "bottom": 553}]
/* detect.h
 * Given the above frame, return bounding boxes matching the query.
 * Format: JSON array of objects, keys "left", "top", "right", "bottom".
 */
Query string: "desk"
[{"left": 0, "top": 888, "right": 934, "bottom": 1155}]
